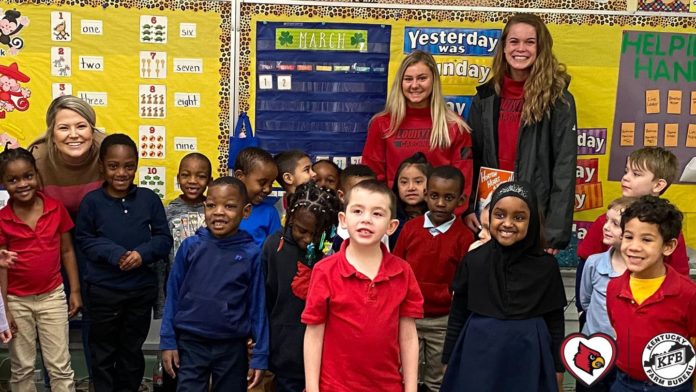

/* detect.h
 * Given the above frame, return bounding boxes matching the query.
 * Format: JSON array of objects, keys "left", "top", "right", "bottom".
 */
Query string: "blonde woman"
[
  {"left": 464, "top": 14, "right": 577, "bottom": 255},
  {"left": 361, "top": 50, "right": 472, "bottom": 201},
  {"left": 29, "top": 95, "right": 105, "bottom": 385},
  {"left": 30, "top": 95, "right": 106, "bottom": 216}
]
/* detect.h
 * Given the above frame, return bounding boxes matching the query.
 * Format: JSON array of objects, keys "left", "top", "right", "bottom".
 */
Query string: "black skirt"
[{"left": 441, "top": 313, "right": 558, "bottom": 392}]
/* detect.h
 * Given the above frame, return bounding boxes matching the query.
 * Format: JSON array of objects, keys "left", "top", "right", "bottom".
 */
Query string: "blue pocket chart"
[{"left": 254, "top": 21, "right": 392, "bottom": 161}]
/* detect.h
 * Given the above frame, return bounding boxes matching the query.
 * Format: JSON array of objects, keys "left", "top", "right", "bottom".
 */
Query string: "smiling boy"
[
  {"left": 575, "top": 147, "right": 688, "bottom": 330},
  {"left": 160, "top": 176, "right": 268, "bottom": 391},
  {"left": 393, "top": 165, "right": 474, "bottom": 392},
  {"left": 302, "top": 179, "right": 423, "bottom": 392},
  {"left": 606, "top": 196, "right": 696, "bottom": 391},
  {"left": 234, "top": 147, "right": 281, "bottom": 247},
  {"left": 75, "top": 134, "right": 173, "bottom": 391}
]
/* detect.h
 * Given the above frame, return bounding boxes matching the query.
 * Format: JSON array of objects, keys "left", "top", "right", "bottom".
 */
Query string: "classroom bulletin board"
[
  {"left": 0, "top": 0, "right": 231, "bottom": 201},
  {"left": 236, "top": 2, "right": 696, "bottom": 250}
]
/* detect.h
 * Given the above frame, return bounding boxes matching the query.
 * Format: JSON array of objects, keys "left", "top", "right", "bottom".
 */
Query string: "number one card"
[{"left": 51, "top": 11, "right": 71, "bottom": 41}]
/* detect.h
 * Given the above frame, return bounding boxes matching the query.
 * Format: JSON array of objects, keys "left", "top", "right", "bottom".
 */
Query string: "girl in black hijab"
[{"left": 441, "top": 181, "right": 566, "bottom": 391}]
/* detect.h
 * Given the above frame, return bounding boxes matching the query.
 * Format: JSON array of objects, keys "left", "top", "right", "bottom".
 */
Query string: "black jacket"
[
  {"left": 468, "top": 81, "right": 577, "bottom": 249},
  {"left": 262, "top": 231, "right": 317, "bottom": 379}
]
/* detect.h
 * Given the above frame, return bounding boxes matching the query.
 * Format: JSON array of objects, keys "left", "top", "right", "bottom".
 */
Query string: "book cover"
[{"left": 475, "top": 166, "right": 514, "bottom": 213}]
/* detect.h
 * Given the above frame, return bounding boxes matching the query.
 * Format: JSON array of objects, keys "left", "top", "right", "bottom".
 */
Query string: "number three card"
[{"left": 52, "top": 83, "right": 72, "bottom": 99}]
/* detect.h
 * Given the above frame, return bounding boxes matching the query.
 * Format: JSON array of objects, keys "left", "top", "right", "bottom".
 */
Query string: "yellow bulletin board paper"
[{"left": 0, "top": 0, "right": 226, "bottom": 203}]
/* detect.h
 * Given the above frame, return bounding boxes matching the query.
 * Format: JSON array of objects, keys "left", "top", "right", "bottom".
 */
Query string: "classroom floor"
[
  {"left": 0, "top": 268, "right": 634, "bottom": 391},
  {"left": 0, "top": 348, "right": 161, "bottom": 391}
]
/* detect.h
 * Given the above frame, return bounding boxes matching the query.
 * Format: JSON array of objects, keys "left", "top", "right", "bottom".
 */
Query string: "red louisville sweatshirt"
[
  {"left": 393, "top": 214, "right": 474, "bottom": 317},
  {"left": 362, "top": 107, "right": 473, "bottom": 202}
]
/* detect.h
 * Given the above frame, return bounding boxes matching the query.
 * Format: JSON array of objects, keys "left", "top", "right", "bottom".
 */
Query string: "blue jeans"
[
  {"left": 611, "top": 370, "right": 693, "bottom": 392},
  {"left": 177, "top": 332, "right": 248, "bottom": 392}
]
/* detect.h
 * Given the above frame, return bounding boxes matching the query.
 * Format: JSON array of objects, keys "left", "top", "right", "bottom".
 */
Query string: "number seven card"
[{"left": 139, "top": 51, "right": 167, "bottom": 79}]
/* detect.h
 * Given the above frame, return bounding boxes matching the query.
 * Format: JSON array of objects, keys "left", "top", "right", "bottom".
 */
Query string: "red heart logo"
[{"left": 561, "top": 333, "right": 617, "bottom": 387}]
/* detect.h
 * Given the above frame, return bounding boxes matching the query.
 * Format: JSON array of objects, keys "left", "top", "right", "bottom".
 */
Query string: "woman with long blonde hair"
[
  {"left": 464, "top": 13, "right": 577, "bottom": 255},
  {"left": 361, "top": 50, "right": 473, "bottom": 201},
  {"left": 29, "top": 95, "right": 106, "bottom": 387}
]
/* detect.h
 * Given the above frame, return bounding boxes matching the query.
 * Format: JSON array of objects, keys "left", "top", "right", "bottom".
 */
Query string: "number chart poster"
[
  {"left": 0, "top": 0, "right": 229, "bottom": 202},
  {"left": 240, "top": 4, "right": 696, "bottom": 247}
]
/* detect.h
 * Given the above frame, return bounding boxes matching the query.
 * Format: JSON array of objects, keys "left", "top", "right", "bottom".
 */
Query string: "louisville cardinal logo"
[
  {"left": 574, "top": 342, "right": 605, "bottom": 375},
  {"left": 562, "top": 333, "right": 616, "bottom": 387}
]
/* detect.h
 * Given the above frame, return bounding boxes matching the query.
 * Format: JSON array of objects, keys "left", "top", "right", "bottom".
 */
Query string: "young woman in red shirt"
[{"left": 362, "top": 50, "right": 472, "bottom": 203}]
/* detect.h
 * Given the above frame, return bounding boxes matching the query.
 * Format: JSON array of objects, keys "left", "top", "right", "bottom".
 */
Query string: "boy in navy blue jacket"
[
  {"left": 160, "top": 176, "right": 268, "bottom": 391},
  {"left": 75, "top": 134, "right": 173, "bottom": 392}
]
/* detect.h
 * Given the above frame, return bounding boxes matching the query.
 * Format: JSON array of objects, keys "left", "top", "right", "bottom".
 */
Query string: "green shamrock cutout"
[
  {"left": 278, "top": 31, "right": 293, "bottom": 46},
  {"left": 350, "top": 33, "right": 365, "bottom": 47}
]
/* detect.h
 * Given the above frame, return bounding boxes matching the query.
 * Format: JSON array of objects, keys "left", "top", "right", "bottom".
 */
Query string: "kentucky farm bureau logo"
[{"left": 642, "top": 333, "right": 695, "bottom": 386}]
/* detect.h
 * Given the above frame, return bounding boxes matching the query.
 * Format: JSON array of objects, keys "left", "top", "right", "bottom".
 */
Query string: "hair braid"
[{"left": 284, "top": 181, "right": 341, "bottom": 264}]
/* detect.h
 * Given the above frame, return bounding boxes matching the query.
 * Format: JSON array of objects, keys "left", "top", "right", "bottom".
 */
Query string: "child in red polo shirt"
[
  {"left": 607, "top": 196, "right": 696, "bottom": 391},
  {"left": 393, "top": 165, "right": 473, "bottom": 392},
  {"left": 0, "top": 147, "right": 81, "bottom": 391},
  {"left": 302, "top": 179, "right": 424, "bottom": 392},
  {"left": 577, "top": 148, "right": 688, "bottom": 329}
]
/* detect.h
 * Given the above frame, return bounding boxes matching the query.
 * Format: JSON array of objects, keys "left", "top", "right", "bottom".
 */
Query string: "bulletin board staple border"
[{"left": 242, "top": 0, "right": 696, "bottom": 16}]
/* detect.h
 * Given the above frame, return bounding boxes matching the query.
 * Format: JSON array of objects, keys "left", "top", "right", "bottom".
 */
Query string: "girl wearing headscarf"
[{"left": 441, "top": 181, "right": 566, "bottom": 391}]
